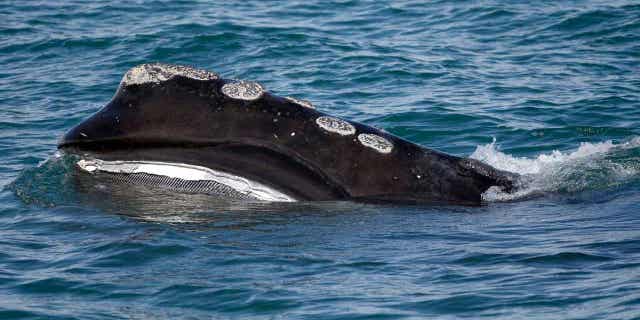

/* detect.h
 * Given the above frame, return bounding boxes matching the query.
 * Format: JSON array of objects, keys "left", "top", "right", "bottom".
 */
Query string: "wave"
[{"left": 471, "top": 137, "right": 640, "bottom": 201}]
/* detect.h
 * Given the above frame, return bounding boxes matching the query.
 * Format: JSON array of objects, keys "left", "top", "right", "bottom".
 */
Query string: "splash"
[
  {"left": 471, "top": 137, "right": 640, "bottom": 201},
  {"left": 7, "top": 151, "right": 80, "bottom": 207}
]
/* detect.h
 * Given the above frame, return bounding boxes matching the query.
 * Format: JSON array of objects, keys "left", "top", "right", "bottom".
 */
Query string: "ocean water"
[{"left": 2, "top": 0, "right": 640, "bottom": 318}]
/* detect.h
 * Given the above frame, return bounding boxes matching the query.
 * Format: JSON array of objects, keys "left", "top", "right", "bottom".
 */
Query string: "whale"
[{"left": 58, "top": 63, "right": 517, "bottom": 205}]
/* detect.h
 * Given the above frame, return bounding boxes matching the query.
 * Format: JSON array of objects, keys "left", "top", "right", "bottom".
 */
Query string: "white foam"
[{"left": 470, "top": 137, "right": 640, "bottom": 201}]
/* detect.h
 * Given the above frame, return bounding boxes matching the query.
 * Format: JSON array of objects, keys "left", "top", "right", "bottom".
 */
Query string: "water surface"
[{"left": 2, "top": 1, "right": 640, "bottom": 319}]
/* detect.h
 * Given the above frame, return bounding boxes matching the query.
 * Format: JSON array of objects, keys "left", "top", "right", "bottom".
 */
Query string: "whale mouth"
[{"left": 75, "top": 158, "right": 297, "bottom": 202}]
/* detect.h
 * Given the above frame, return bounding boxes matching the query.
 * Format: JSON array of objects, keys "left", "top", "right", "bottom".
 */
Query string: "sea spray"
[{"left": 472, "top": 138, "right": 640, "bottom": 201}]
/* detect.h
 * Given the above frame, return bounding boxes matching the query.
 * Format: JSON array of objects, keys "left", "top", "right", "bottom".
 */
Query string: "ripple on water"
[{"left": 2, "top": 0, "right": 640, "bottom": 319}]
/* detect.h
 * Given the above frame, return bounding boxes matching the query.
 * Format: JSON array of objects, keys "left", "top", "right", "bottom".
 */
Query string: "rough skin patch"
[
  {"left": 221, "top": 80, "right": 264, "bottom": 101},
  {"left": 121, "top": 63, "right": 218, "bottom": 86},
  {"left": 285, "top": 97, "right": 314, "bottom": 109},
  {"left": 316, "top": 116, "right": 356, "bottom": 136},
  {"left": 358, "top": 133, "right": 393, "bottom": 154}
]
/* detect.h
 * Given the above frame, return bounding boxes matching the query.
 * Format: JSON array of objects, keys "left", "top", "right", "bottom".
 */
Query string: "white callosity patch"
[
  {"left": 121, "top": 63, "right": 218, "bottom": 86},
  {"left": 358, "top": 133, "right": 394, "bottom": 154},
  {"left": 221, "top": 80, "right": 264, "bottom": 101},
  {"left": 76, "top": 159, "right": 296, "bottom": 202},
  {"left": 285, "top": 96, "right": 314, "bottom": 109},
  {"left": 315, "top": 116, "right": 356, "bottom": 136},
  {"left": 470, "top": 138, "right": 640, "bottom": 202}
]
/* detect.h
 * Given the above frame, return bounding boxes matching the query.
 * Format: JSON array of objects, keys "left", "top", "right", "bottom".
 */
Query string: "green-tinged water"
[{"left": 2, "top": 1, "right": 640, "bottom": 319}]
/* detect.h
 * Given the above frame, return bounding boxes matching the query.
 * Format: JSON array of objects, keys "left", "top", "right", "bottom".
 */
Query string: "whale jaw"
[{"left": 75, "top": 158, "right": 297, "bottom": 202}]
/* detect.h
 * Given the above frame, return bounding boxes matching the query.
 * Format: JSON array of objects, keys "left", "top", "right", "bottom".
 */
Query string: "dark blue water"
[{"left": 2, "top": 1, "right": 640, "bottom": 319}]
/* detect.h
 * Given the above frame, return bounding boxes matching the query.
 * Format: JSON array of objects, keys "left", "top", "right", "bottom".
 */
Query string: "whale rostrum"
[{"left": 58, "top": 63, "right": 518, "bottom": 205}]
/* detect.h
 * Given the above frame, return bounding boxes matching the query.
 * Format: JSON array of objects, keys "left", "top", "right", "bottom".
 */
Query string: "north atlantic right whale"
[{"left": 58, "top": 63, "right": 518, "bottom": 205}]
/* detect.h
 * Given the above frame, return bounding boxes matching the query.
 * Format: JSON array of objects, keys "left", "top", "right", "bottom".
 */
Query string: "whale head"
[{"left": 59, "top": 63, "right": 518, "bottom": 205}]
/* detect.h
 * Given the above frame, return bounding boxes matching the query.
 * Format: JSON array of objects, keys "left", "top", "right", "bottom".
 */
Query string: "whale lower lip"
[{"left": 76, "top": 158, "right": 297, "bottom": 202}]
